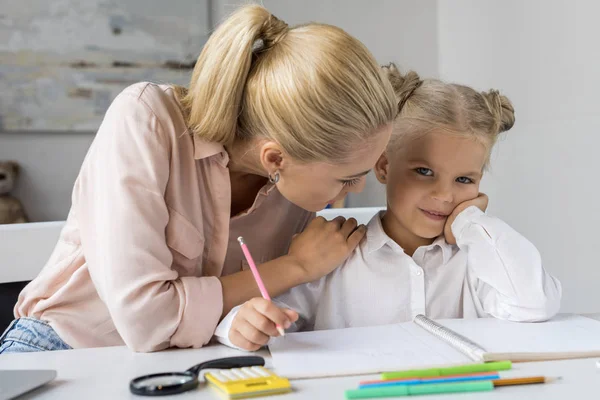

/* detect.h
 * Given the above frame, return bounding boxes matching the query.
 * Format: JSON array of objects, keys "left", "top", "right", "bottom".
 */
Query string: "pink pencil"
[{"left": 237, "top": 236, "right": 286, "bottom": 336}]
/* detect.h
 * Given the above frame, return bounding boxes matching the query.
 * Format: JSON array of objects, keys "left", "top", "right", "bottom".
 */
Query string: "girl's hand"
[
  {"left": 288, "top": 216, "right": 366, "bottom": 282},
  {"left": 229, "top": 298, "right": 299, "bottom": 351},
  {"left": 444, "top": 193, "right": 489, "bottom": 245}
]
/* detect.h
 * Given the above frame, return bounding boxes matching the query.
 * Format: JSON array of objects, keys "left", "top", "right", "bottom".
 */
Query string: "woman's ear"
[
  {"left": 374, "top": 152, "right": 389, "bottom": 184},
  {"left": 259, "top": 141, "right": 285, "bottom": 175}
]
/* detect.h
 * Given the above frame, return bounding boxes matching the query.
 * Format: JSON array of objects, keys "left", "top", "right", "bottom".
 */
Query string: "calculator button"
[
  {"left": 221, "top": 370, "right": 237, "bottom": 380},
  {"left": 211, "top": 371, "right": 229, "bottom": 382},
  {"left": 231, "top": 369, "right": 248, "bottom": 380},
  {"left": 241, "top": 367, "right": 260, "bottom": 377},
  {"left": 251, "top": 366, "right": 271, "bottom": 377}
]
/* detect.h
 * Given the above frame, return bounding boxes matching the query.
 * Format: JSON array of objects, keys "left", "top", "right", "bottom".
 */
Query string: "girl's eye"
[
  {"left": 342, "top": 177, "right": 361, "bottom": 186},
  {"left": 456, "top": 176, "right": 474, "bottom": 184},
  {"left": 415, "top": 167, "right": 433, "bottom": 176}
]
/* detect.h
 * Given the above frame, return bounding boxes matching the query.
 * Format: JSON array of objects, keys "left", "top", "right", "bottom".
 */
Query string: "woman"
[{"left": 0, "top": 5, "right": 396, "bottom": 353}]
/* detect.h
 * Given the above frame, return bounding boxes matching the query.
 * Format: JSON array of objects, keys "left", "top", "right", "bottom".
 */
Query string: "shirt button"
[{"left": 415, "top": 269, "right": 423, "bottom": 276}]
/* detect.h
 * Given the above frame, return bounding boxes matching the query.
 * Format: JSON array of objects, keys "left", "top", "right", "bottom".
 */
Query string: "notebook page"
[
  {"left": 436, "top": 315, "right": 600, "bottom": 357},
  {"left": 268, "top": 322, "right": 472, "bottom": 379}
]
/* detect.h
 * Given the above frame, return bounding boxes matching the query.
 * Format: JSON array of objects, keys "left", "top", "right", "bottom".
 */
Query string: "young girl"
[
  {"left": 0, "top": 5, "right": 396, "bottom": 354},
  {"left": 215, "top": 64, "right": 562, "bottom": 351}
]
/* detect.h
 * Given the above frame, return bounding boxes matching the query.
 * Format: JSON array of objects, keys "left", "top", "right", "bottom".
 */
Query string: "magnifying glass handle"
[{"left": 187, "top": 356, "right": 265, "bottom": 375}]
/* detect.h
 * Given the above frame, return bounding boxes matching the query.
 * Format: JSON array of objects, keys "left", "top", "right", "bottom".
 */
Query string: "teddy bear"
[{"left": 0, "top": 161, "right": 29, "bottom": 224}]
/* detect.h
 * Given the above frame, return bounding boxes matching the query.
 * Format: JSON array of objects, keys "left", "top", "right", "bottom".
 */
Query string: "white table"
[{"left": 2, "top": 316, "right": 600, "bottom": 400}]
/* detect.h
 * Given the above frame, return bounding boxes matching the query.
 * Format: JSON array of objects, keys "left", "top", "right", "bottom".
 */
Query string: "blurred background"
[{"left": 0, "top": 0, "right": 598, "bottom": 313}]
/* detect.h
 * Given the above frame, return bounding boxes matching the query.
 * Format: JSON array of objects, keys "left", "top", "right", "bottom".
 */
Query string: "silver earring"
[{"left": 268, "top": 171, "right": 280, "bottom": 184}]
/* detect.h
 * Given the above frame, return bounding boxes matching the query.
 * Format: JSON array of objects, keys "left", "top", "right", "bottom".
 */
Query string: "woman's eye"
[{"left": 342, "top": 177, "right": 361, "bottom": 186}]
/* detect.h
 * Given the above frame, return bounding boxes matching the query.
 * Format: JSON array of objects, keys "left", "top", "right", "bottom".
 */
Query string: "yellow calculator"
[{"left": 205, "top": 365, "right": 291, "bottom": 399}]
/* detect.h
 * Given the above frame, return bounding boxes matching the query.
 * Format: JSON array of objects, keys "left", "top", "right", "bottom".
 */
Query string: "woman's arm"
[
  {"left": 218, "top": 256, "right": 304, "bottom": 317},
  {"left": 77, "top": 88, "right": 223, "bottom": 352},
  {"left": 219, "top": 216, "right": 366, "bottom": 316}
]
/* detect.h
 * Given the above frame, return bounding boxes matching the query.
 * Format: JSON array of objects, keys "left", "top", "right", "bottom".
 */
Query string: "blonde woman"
[{"left": 0, "top": 5, "right": 396, "bottom": 353}]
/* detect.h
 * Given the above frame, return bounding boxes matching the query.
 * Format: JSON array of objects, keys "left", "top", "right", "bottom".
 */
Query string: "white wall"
[
  {"left": 0, "top": 132, "right": 94, "bottom": 221},
  {"left": 214, "top": 0, "right": 439, "bottom": 207},
  {"left": 438, "top": 0, "right": 600, "bottom": 313}
]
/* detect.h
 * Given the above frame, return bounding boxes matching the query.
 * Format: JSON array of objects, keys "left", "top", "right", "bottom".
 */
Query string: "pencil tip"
[{"left": 237, "top": 236, "right": 244, "bottom": 244}]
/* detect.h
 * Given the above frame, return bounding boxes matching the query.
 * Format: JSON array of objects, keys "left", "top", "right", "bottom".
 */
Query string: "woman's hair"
[
  {"left": 174, "top": 4, "right": 396, "bottom": 163},
  {"left": 382, "top": 63, "right": 515, "bottom": 159}
]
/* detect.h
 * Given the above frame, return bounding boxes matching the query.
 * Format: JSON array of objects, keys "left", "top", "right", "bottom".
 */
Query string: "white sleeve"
[
  {"left": 452, "top": 206, "right": 562, "bottom": 322},
  {"left": 213, "top": 305, "right": 248, "bottom": 351},
  {"left": 273, "top": 277, "right": 327, "bottom": 332},
  {"left": 213, "top": 278, "right": 326, "bottom": 350}
]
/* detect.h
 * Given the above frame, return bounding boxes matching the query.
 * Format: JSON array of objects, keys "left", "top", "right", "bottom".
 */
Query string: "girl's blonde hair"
[
  {"left": 174, "top": 5, "right": 396, "bottom": 163},
  {"left": 382, "top": 63, "right": 515, "bottom": 160}
]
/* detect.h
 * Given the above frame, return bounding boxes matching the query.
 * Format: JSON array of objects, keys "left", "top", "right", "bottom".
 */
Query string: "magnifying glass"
[{"left": 129, "top": 356, "right": 265, "bottom": 396}]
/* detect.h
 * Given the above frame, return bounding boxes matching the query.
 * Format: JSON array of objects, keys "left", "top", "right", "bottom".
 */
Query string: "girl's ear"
[{"left": 374, "top": 152, "right": 389, "bottom": 184}]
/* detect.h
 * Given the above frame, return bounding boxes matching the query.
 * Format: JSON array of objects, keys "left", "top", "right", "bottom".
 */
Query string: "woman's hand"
[
  {"left": 444, "top": 193, "right": 489, "bottom": 245},
  {"left": 218, "top": 217, "right": 366, "bottom": 317},
  {"left": 288, "top": 216, "right": 366, "bottom": 282}
]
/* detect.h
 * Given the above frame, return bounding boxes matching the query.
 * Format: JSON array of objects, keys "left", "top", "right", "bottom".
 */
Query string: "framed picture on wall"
[{"left": 0, "top": 0, "right": 210, "bottom": 131}]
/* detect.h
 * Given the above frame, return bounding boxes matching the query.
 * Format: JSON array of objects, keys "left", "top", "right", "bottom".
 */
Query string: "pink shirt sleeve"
[{"left": 75, "top": 91, "right": 223, "bottom": 352}]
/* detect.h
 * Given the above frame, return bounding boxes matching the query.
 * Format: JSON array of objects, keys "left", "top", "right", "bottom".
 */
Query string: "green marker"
[
  {"left": 381, "top": 361, "right": 512, "bottom": 380},
  {"left": 345, "top": 381, "right": 494, "bottom": 399}
]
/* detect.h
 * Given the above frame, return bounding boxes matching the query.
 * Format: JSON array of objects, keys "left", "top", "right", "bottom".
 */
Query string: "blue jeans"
[{"left": 0, "top": 317, "right": 72, "bottom": 354}]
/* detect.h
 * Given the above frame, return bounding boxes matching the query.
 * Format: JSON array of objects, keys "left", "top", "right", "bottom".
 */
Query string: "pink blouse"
[{"left": 15, "top": 83, "right": 313, "bottom": 352}]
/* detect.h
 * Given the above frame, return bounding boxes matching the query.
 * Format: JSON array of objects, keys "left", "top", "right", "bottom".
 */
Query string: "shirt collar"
[
  {"left": 172, "top": 91, "right": 229, "bottom": 166},
  {"left": 365, "top": 211, "right": 402, "bottom": 254},
  {"left": 192, "top": 135, "right": 229, "bottom": 166},
  {"left": 259, "top": 183, "right": 277, "bottom": 196},
  {"left": 192, "top": 133, "right": 277, "bottom": 208},
  {"left": 430, "top": 235, "right": 455, "bottom": 265},
  {"left": 365, "top": 211, "right": 455, "bottom": 263},
  {"left": 232, "top": 183, "right": 279, "bottom": 219}
]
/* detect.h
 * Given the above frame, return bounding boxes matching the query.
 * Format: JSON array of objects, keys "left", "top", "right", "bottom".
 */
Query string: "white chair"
[
  {"left": 0, "top": 221, "right": 65, "bottom": 330},
  {"left": 0, "top": 221, "right": 65, "bottom": 284},
  {"left": 0, "top": 208, "right": 383, "bottom": 284}
]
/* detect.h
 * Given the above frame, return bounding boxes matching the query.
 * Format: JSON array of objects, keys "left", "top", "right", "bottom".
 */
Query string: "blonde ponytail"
[
  {"left": 175, "top": 4, "right": 396, "bottom": 162},
  {"left": 176, "top": 5, "right": 288, "bottom": 146}
]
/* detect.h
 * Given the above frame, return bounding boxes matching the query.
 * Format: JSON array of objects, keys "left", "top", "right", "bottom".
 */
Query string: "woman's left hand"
[{"left": 444, "top": 193, "right": 489, "bottom": 245}]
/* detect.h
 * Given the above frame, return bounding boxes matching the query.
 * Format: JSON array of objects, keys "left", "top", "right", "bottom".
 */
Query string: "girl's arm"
[
  {"left": 452, "top": 206, "right": 562, "bottom": 321},
  {"left": 214, "top": 276, "right": 327, "bottom": 349}
]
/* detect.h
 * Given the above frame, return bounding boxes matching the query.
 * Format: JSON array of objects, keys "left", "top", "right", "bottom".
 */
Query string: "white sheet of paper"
[
  {"left": 437, "top": 314, "right": 600, "bottom": 354},
  {"left": 268, "top": 321, "right": 471, "bottom": 379},
  {"left": 268, "top": 315, "right": 600, "bottom": 379}
]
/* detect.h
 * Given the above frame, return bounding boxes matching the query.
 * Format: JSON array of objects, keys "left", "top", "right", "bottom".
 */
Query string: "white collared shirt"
[{"left": 215, "top": 207, "right": 562, "bottom": 346}]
